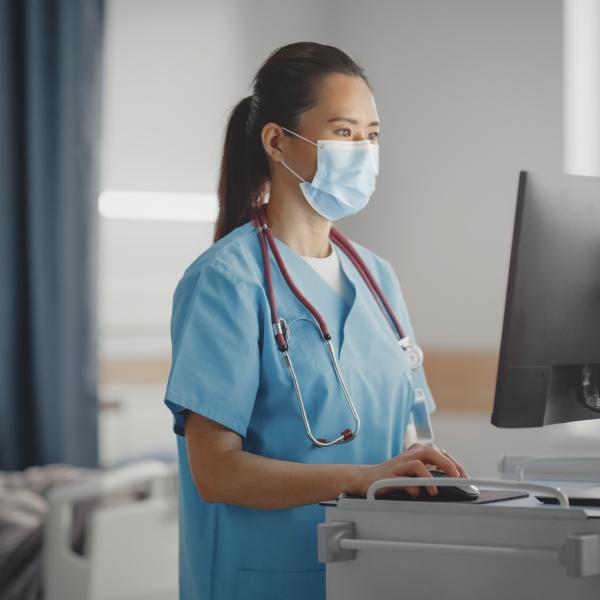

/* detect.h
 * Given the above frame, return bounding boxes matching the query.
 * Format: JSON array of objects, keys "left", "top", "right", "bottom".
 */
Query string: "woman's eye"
[
  {"left": 334, "top": 128, "right": 379, "bottom": 140},
  {"left": 335, "top": 128, "right": 351, "bottom": 137}
]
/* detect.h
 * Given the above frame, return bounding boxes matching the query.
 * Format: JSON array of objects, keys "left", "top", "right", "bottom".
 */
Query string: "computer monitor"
[{"left": 492, "top": 170, "right": 600, "bottom": 428}]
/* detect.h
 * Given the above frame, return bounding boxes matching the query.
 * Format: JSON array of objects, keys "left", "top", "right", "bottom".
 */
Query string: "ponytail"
[
  {"left": 214, "top": 42, "right": 370, "bottom": 242},
  {"left": 215, "top": 96, "right": 266, "bottom": 242}
]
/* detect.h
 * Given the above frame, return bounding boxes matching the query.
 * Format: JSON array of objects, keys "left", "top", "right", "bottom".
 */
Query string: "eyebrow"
[{"left": 327, "top": 116, "right": 380, "bottom": 127}]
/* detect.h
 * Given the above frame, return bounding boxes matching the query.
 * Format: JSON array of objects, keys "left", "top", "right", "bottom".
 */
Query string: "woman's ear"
[{"left": 261, "top": 123, "right": 286, "bottom": 163}]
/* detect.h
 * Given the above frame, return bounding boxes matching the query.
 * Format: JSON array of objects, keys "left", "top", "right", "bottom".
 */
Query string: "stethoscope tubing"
[
  {"left": 251, "top": 204, "right": 414, "bottom": 447},
  {"left": 253, "top": 206, "right": 407, "bottom": 345},
  {"left": 329, "top": 227, "right": 407, "bottom": 342},
  {"left": 255, "top": 209, "right": 331, "bottom": 344}
]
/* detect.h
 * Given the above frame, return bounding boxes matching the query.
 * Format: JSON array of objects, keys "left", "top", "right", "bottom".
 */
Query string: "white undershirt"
[{"left": 300, "top": 242, "right": 349, "bottom": 300}]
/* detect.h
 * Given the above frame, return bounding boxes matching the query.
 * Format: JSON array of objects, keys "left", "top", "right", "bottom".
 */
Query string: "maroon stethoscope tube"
[
  {"left": 252, "top": 204, "right": 407, "bottom": 348},
  {"left": 251, "top": 204, "right": 416, "bottom": 447}
]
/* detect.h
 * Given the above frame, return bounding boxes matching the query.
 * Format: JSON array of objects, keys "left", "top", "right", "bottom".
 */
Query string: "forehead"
[{"left": 300, "top": 73, "right": 378, "bottom": 127}]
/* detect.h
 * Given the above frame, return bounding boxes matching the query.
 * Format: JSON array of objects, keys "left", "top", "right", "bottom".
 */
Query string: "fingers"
[
  {"left": 398, "top": 459, "right": 438, "bottom": 496},
  {"left": 408, "top": 445, "right": 462, "bottom": 478},
  {"left": 373, "top": 446, "right": 471, "bottom": 500},
  {"left": 438, "top": 448, "right": 469, "bottom": 478},
  {"left": 375, "top": 458, "right": 438, "bottom": 498},
  {"left": 404, "top": 442, "right": 468, "bottom": 475}
]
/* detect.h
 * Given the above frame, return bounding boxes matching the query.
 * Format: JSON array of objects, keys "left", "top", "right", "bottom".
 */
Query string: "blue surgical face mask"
[{"left": 279, "top": 126, "right": 379, "bottom": 221}]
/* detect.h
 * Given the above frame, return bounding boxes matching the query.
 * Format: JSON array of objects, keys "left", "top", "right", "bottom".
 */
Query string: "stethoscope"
[{"left": 252, "top": 204, "right": 425, "bottom": 448}]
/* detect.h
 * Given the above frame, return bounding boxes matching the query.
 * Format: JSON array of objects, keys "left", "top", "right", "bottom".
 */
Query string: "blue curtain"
[{"left": 0, "top": 0, "right": 104, "bottom": 469}]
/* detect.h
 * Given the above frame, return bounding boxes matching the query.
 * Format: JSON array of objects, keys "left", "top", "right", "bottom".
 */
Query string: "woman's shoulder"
[
  {"left": 172, "top": 221, "right": 396, "bottom": 296},
  {"left": 177, "top": 220, "right": 262, "bottom": 289}
]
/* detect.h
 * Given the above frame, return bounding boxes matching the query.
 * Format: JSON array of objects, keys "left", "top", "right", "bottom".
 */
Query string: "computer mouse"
[{"left": 378, "top": 469, "right": 480, "bottom": 502}]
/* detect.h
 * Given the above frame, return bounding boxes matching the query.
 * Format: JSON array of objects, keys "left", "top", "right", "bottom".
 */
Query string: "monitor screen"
[{"left": 492, "top": 170, "right": 600, "bottom": 428}]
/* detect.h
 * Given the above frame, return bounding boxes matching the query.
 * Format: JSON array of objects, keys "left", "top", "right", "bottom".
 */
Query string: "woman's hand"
[
  {"left": 349, "top": 444, "right": 470, "bottom": 499},
  {"left": 406, "top": 441, "right": 470, "bottom": 479}
]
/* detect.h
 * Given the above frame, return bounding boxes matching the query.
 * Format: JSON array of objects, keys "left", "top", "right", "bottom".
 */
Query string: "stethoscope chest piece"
[
  {"left": 399, "top": 336, "right": 424, "bottom": 370},
  {"left": 405, "top": 342, "right": 424, "bottom": 370}
]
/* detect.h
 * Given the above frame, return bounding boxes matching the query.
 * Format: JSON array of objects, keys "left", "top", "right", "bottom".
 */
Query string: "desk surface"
[
  {"left": 321, "top": 478, "right": 600, "bottom": 518},
  {"left": 495, "top": 478, "right": 600, "bottom": 517}
]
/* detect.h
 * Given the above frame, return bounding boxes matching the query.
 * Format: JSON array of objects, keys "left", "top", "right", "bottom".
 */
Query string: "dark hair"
[{"left": 214, "top": 41, "right": 371, "bottom": 241}]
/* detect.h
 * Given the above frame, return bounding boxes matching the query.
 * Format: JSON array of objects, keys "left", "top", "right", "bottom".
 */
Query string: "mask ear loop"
[
  {"left": 281, "top": 126, "right": 317, "bottom": 146},
  {"left": 279, "top": 126, "right": 317, "bottom": 184},
  {"left": 280, "top": 159, "right": 307, "bottom": 184}
]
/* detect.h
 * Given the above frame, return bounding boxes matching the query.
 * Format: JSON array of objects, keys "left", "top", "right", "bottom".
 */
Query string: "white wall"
[
  {"left": 99, "top": 0, "right": 335, "bottom": 357},
  {"left": 98, "top": 1, "right": 600, "bottom": 475},
  {"left": 101, "top": 0, "right": 244, "bottom": 191},
  {"left": 100, "top": 0, "right": 335, "bottom": 191},
  {"left": 98, "top": 218, "right": 214, "bottom": 358},
  {"left": 100, "top": 0, "right": 563, "bottom": 355},
  {"left": 564, "top": 0, "right": 600, "bottom": 176},
  {"left": 331, "top": 0, "right": 563, "bottom": 351}
]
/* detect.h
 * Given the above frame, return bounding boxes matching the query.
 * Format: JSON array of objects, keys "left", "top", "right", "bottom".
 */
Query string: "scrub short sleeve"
[
  {"left": 382, "top": 259, "right": 437, "bottom": 418},
  {"left": 163, "top": 261, "right": 261, "bottom": 438}
]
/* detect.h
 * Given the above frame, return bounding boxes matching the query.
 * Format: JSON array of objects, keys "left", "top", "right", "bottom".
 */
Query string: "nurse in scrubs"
[{"left": 163, "top": 41, "right": 469, "bottom": 600}]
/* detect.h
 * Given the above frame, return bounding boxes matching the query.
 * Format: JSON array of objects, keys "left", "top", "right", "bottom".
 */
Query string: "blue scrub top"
[{"left": 163, "top": 219, "right": 436, "bottom": 600}]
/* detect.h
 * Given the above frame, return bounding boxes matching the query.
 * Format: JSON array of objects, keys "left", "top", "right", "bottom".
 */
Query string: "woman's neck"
[{"left": 264, "top": 191, "right": 332, "bottom": 258}]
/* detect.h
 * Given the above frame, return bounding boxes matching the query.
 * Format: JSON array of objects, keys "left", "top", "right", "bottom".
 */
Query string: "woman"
[{"left": 163, "top": 41, "right": 469, "bottom": 600}]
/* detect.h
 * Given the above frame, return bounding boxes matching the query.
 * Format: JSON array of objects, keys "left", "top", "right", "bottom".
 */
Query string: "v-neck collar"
[{"left": 272, "top": 234, "right": 359, "bottom": 363}]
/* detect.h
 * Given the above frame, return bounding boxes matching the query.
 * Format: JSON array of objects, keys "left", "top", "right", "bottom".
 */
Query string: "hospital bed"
[
  {"left": 318, "top": 454, "right": 600, "bottom": 599},
  {"left": 43, "top": 459, "right": 178, "bottom": 600},
  {"left": 42, "top": 460, "right": 178, "bottom": 600}
]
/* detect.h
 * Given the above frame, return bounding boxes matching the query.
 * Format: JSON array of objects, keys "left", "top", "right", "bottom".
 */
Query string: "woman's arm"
[
  {"left": 184, "top": 411, "right": 360, "bottom": 509},
  {"left": 184, "top": 411, "right": 463, "bottom": 510}
]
